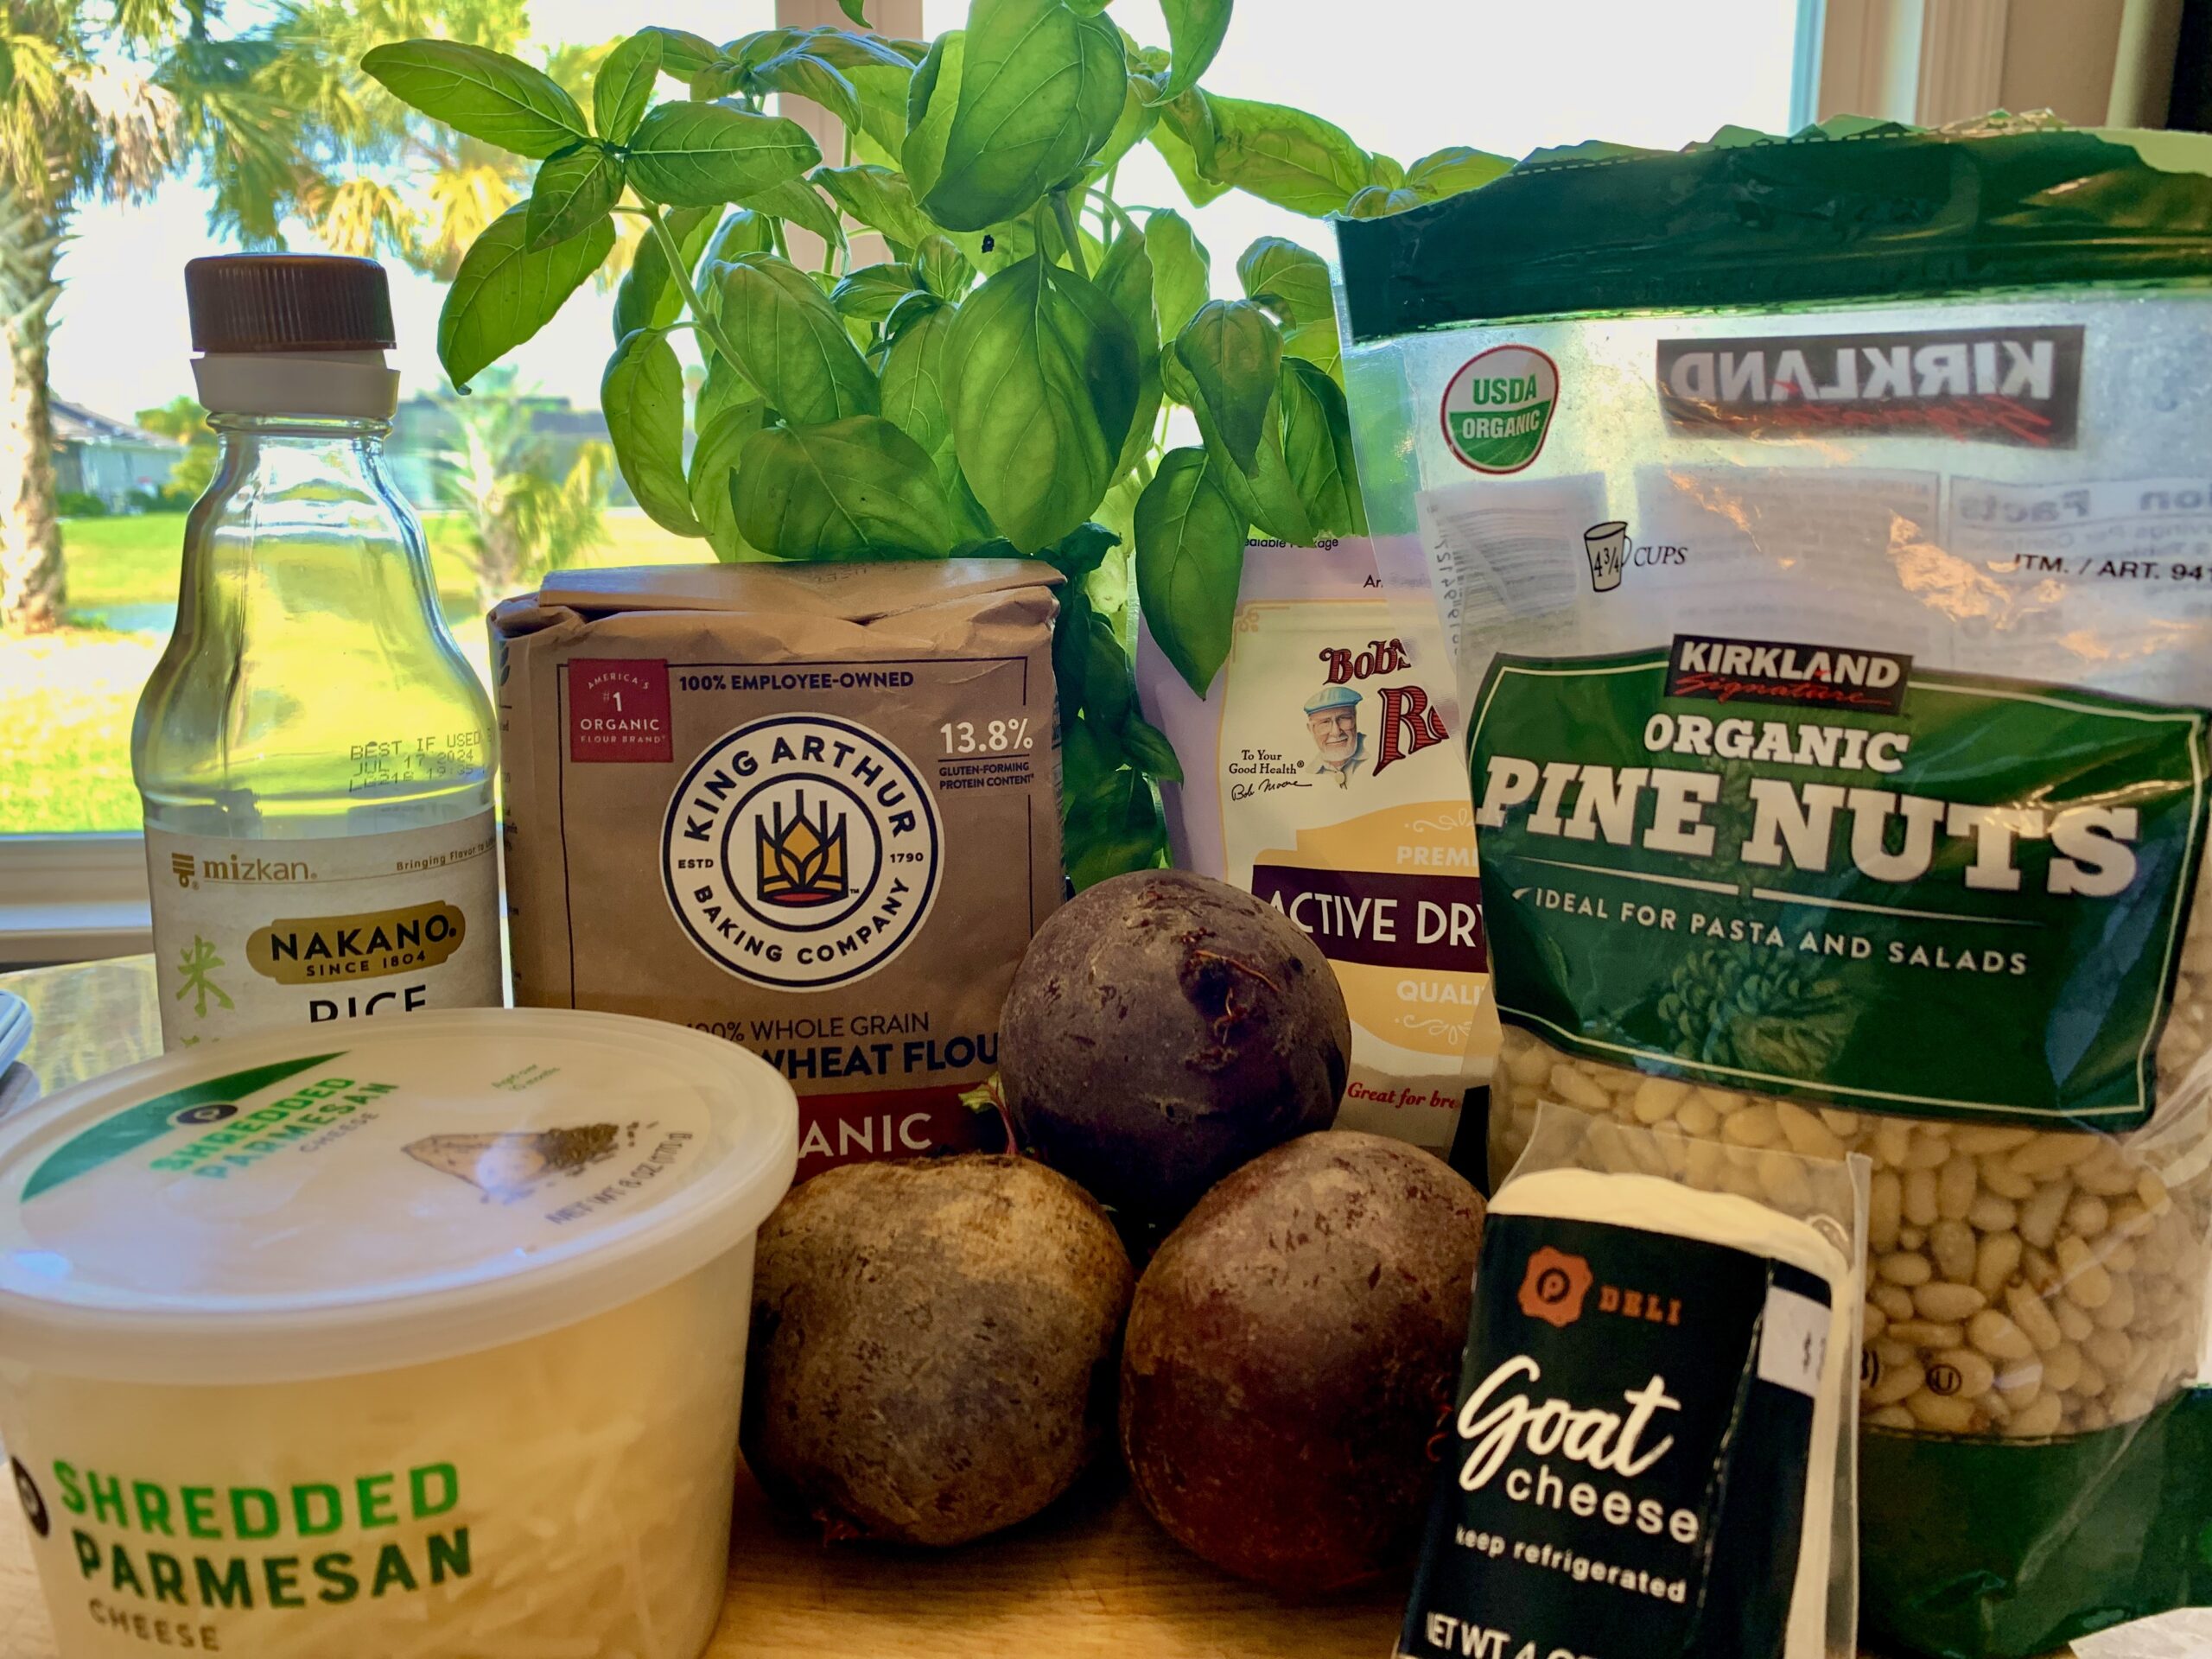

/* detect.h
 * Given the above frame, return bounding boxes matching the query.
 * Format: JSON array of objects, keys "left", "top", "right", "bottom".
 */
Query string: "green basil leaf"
[
  {"left": 626, "top": 100, "right": 820, "bottom": 207},
  {"left": 696, "top": 351, "right": 757, "bottom": 429},
  {"left": 1064, "top": 760, "right": 1165, "bottom": 890},
  {"left": 1063, "top": 707, "right": 1119, "bottom": 791},
  {"left": 1048, "top": 521, "right": 1120, "bottom": 582},
  {"left": 832, "top": 263, "right": 919, "bottom": 321},
  {"left": 1082, "top": 73, "right": 1160, "bottom": 184},
  {"left": 944, "top": 215, "right": 1042, "bottom": 276},
  {"left": 593, "top": 30, "right": 664, "bottom": 144},
  {"left": 843, "top": 62, "right": 913, "bottom": 162},
  {"left": 1095, "top": 223, "right": 1160, "bottom": 481},
  {"left": 1234, "top": 236, "right": 1330, "bottom": 325},
  {"left": 1278, "top": 355, "right": 1356, "bottom": 537},
  {"left": 1182, "top": 372, "right": 1311, "bottom": 546},
  {"left": 747, "top": 48, "right": 861, "bottom": 131},
  {"left": 603, "top": 328, "right": 702, "bottom": 537},
  {"left": 906, "top": 0, "right": 1124, "bottom": 232},
  {"left": 689, "top": 399, "right": 771, "bottom": 561},
  {"left": 947, "top": 254, "right": 1139, "bottom": 553},
  {"left": 881, "top": 288, "right": 946, "bottom": 342},
  {"left": 713, "top": 254, "right": 880, "bottom": 427},
  {"left": 645, "top": 28, "right": 719, "bottom": 75},
  {"left": 1282, "top": 314, "right": 1341, "bottom": 387},
  {"left": 1135, "top": 445, "right": 1243, "bottom": 693},
  {"left": 1144, "top": 209, "right": 1211, "bottom": 404},
  {"left": 915, "top": 236, "right": 974, "bottom": 301},
  {"left": 1146, "top": 88, "right": 1229, "bottom": 207},
  {"left": 1367, "top": 151, "right": 1406, "bottom": 188},
  {"left": 613, "top": 206, "right": 715, "bottom": 340},
  {"left": 902, "top": 31, "right": 964, "bottom": 180},
  {"left": 703, "top": 207, "right": 778, "bottom": 266},
  {"left": 1157, "top": 0, "right": 1230, "bottom": 101},
  {"left": 1084, "top": 610, "right": 1134, "bottom": 732},
  {"left": 1202, "top": 93, "right": 1367, "bottom": 215},
  {"left": 796, "top": 28, "right": 915, "bottom": 72},
  {"left": 1054, "top": 585, "right": 1093, "bottom": 720},
  {"left": 1343, "top": 183, "right": 1425, "bottom": 219},
  {"left": 525, "top": 144, "right": 624, "bottom": 251},
  {"left": 814, "top": 164, "right": 935, "bottom": 253},
  {"left": 838, "top": 0, "right": 869, "bottom": 22},
  {"left": 880, "top": 301, "right": 959, "bottom": 467},
  {"left": 440, "top": 205, "right": 613, "bottom": 390},
  {"left": 1122, "top": 714, "right": 1184, "bottom": 782},
  {"left": 1407, "top": 143, "right": 1513, "bottom": 200},
  {"left": 734, "top": 416, "right": 954, "bottom": 559},
  {"left": 738, "top": 177, "right": 846, "bottom": 251},
  {"left": 1173, "top": 299, "right": 1278, "bottom": 472},
  {"left": 361, "top": 41, "right": 589, "bottom": 160}
]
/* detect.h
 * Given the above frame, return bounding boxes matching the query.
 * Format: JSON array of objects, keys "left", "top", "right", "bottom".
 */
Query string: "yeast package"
[{"left": 1336, "top": 119, "right": 2212, "bottom": 1658}]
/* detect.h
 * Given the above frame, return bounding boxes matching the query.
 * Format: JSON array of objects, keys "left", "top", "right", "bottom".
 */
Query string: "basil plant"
[{"left": 364, "top": 0, "right": 1505, "bottom": 887}]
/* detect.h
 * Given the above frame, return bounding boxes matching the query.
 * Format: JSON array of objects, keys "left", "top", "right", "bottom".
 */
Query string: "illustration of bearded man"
[{"left": 1304, "top": 683, "right": 1366, "bottom": 787}]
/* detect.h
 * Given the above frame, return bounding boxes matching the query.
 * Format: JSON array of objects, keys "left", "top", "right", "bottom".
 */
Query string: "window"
[{"left": 16, "top": 0, "right": 2139, "bottom": 963}]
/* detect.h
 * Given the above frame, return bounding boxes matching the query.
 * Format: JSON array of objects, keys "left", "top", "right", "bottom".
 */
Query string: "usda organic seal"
[
  {"left": 1440, "top": 344, "right": 1558, "bottom": 474},
  {"left": 661, "top": 714, "right": 942, "bottom": 990}
]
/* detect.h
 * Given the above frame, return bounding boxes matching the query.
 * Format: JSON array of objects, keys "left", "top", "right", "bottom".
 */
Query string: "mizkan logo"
[
  {"left": 1665, "top": 634, "right": 1912, "bottom": 715},
  {"left": 1656, "top": 326, "right": 2083, "bottom": 447}
]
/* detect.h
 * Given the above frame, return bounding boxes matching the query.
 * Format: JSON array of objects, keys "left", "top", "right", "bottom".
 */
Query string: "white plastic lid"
[{"left": 0, "top": 1009, "right": 797, "bottom": 1384}]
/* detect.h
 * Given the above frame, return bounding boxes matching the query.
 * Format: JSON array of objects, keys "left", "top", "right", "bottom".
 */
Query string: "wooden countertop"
[{"left": 3, "top": 958, "right": 2207, "bottom": 1658}]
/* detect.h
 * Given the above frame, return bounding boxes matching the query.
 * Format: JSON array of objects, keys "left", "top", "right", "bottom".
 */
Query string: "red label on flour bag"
[{"left": 569, "top": 660, "right": 673, "bottom": 764}]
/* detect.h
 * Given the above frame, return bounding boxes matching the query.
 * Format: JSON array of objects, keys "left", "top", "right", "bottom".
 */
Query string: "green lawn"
[
  {"left": 60, "top": 509, "right": 709, "bottom": 618},
  {"left": 5, "top": 511, "right": 713, "bottom": 836}
]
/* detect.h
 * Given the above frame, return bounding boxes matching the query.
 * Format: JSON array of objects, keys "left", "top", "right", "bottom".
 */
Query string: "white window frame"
[
  {"left": 0, "top": 0, "right": 2170, "bottom": 966},
  {"left": 0, "top": 834, "right": 151, "bottom": 966}
]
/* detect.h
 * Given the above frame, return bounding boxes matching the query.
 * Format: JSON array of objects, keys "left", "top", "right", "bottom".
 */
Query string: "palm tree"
[
  {"left": 0, "top": 1, "right": 548, "bottom": 632},
  {"left": 435, "top": 368, "right": 611, "bottom": 612}
]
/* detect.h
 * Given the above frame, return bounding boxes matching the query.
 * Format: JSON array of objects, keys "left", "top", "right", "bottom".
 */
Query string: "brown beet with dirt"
[
  {"left": 1000, "top": 869, "right": 1351, "bottom": 1220},
  {"left": 741, "top": 1154, "right": 1134, "bottom": 1548},
  {"left": 1121, "top": 1131, "right": 1485, "bottom": 1593}
]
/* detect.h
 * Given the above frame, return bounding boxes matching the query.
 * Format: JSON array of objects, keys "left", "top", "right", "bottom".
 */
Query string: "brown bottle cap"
[{"left": 185, "top": 255, "right": 397, "bottom": 353}]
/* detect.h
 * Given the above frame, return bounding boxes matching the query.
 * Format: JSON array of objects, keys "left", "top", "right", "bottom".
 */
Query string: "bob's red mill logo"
[
  {"left": 1517, "top": 1247, "right": 1685, "bottom": 1332},
  {"left": 1656, "top": 325, "right": 2082, "bottom": 447}
]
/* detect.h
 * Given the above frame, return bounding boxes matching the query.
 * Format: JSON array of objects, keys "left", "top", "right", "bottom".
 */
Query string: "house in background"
[{"left": 51, "top": 399, "right": 183, "bottom": 511}]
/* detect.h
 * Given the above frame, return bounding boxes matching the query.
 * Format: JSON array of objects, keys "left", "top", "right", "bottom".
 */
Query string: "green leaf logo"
[{"left": 1440, "top": 344, "right": 1560, "bottom": 475}]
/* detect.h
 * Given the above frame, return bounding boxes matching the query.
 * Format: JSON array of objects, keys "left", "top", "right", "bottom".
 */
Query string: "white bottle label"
[{"left": 144, "top": 814, "right": 502, "bottom": 1049}]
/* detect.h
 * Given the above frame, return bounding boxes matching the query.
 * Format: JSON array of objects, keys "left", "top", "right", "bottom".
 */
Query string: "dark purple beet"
[{"left": 999, "top": 870, "right": 1351, "bottom": 1220}]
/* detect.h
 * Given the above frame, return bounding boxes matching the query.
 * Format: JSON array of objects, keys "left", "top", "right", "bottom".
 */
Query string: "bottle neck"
[{"left": 211, "top": 411, "right": 391, "bottom": 447}]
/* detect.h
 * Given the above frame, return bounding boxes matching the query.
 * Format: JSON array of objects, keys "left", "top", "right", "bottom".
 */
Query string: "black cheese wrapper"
[{"left": 1399, "top": 1213, "right": 1830, "bottom": 1659}]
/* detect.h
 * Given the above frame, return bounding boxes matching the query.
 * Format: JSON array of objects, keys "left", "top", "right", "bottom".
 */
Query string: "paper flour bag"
[{"left": 1138, "top": 537, "right": 1499, "bottom": 1153}]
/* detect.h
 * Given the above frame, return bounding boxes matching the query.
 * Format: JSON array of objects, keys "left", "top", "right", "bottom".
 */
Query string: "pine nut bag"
[{"left": 1337, "top": 120, "right": 2212, "bottom": 1658}]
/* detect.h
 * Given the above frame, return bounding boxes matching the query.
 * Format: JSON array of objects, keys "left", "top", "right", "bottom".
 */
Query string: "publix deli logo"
[
  {"left": 662, "top": 714, "right": 941, "bottom": 991},
  {"left": 1656, "top": 325, "right": 2083, "bottom": 446},
  {"left": 1440, "top": 344, "right": 1558, "bottom": 474}
]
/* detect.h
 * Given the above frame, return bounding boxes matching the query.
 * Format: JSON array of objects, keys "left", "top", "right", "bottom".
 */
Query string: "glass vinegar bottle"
[{"left": 133, "top": 255, "right": 500, "bottom": 1048}]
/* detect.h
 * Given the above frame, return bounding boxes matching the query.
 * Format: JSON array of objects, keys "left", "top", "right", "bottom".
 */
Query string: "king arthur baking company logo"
[
  {"left": 1440, "top": 344, "right": 1558, "bottom": 474},
  {"left": 662, "top": 714, "right": 941, "bottom": 990}
]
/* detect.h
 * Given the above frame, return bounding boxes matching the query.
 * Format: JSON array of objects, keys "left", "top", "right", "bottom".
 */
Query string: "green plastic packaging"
[{"left": 1338, "top": 120, "right": 2212, "bottom": 1659}]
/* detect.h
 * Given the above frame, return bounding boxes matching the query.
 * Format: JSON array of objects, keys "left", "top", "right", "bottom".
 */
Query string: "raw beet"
[
  {"left": 1121, "top": 1131, "right": 1486, "bottom": 1593},
  {"left": 1000, "top": 869, "right": 1351, "bottom": 1220},
  {"left": 741, "top": 1154, "right": 1133, "bottom": 1547}
]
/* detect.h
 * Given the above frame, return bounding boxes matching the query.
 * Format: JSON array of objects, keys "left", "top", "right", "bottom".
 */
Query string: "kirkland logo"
[
  {"left": 1656, "top": 326, "right": 2082, "bottom": 447},
  {"left": 1665, "top": 636, "right": 1912, "bottom": 715}
]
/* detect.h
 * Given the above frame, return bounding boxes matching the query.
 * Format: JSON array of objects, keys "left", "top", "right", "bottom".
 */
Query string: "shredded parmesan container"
[{"left": 0, "top": 1009, "right": 798, "bottom": 1659}]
